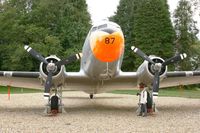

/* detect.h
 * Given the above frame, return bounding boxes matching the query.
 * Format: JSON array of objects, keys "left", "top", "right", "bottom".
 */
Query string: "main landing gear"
[
  {"left": 147, "top": 90, "right": 157, "bottom": 113},
  {"left": 44, "top": 87, "right": 65, "bottom": 114},
  {"left": 136, "top": 90, "right": 157, "bottom": 115}
]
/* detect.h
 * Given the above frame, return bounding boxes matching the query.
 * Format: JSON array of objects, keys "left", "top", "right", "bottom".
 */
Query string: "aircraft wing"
[
  {"left": 1, "top": 70, "right": 200, "bottom": 92},
  {"left": 101, "top": 72, "right": 138, "bottom": 90},
  {"left": 160, "top": 71, "right": 200, "bottom": 88},
  {"left": 64, "top": 71, "right": 138, "bottom": 93},
  {"left": 0, "top": 71, "right": 43, "bottom": 89},
  {"left": 0, "top": 70, "right": 138, "bottom": 92},
  {"left": 99, "top": 71, "right": 200, "bottom": 91},
  {"left": 65, "top": 71, "right": 200, "bottom": 91},
  {"left": 0, "top": 71, "right": 91, "bottom": 91}
]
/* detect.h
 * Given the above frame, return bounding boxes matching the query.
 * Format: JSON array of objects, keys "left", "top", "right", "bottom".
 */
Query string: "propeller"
[
  {"left": 131, "top": 46, "right": 155, "bottom": 64},
  {"left": 131, "top": 46, "right": 187, "bottom": 97},
  {"left": 24, "top": 45, "right": 82, "bottom": 99},
  {"left": 162, "top": 53, "right": 187, "bottom": 66},
  {"left": 24, "top": 45, "right": 48, "bottom": 64}
]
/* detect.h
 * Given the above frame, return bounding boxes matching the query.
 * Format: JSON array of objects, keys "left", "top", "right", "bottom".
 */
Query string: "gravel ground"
[{"left": 0, "top": 91, "right": 200, "bottom": 133}]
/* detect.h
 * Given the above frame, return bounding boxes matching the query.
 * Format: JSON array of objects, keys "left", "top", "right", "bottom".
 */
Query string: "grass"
[
  {"left": 110, "top": 87, "right": 200, "bottom": 99},
  {"left": 0, "top": 86, "right": 42, "bottom": 94},
  {"left": 0, "top": 86, "right": 200, "bottom": 99}
]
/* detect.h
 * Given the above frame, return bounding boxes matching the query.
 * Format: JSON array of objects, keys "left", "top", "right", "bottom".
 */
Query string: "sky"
[{"left": 86, "top": 0, "right": 200, "bottom": 38}]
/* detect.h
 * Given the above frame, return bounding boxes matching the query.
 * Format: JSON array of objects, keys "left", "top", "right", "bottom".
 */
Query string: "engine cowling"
[
  {"left": 39, "top": 55, "right": 65, "bottom": 87},
  {"left": 137, "top": 56, "right": 167, "bottom": 86}
]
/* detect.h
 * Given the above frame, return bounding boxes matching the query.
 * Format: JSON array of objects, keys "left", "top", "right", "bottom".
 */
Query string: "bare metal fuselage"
[{"left": 81, "top": 22, "right": 124, "bottom": 81}]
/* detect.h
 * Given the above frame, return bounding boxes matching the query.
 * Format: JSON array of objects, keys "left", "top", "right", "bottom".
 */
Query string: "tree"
[
  {"left": 0, "top": 0, "right": 91, "bottom": 71},
  {"left": 112, "top": 0, "right": 175, "bottom": 71},
  {"left": 110, "top": 0, "right": 136, "bottom": 71},
  {"left": 173, "top": 0, "right": 199, "bottom": 70}
]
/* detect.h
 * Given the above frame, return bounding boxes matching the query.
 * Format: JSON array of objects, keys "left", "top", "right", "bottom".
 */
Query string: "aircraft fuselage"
[{"left": 81, "top": 21, "right": 125, "bottom": 80}]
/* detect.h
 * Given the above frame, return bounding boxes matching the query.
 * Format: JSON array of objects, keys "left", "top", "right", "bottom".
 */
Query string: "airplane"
[{"left": 1, "top": 20, "right": 200, "bottom": 114}]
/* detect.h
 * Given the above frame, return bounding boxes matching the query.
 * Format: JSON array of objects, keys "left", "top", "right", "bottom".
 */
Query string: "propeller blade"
[
  {"left": 152, "top": 70, "right": 160, "bottom": 97},
  {"left": 162, "top": 53, "right": 187, "bottom": 66},
  {"left": 55, "top": 53, "right": 82, "bottom": 66},
  {"left": 43, "top": 70, "right": 53, "bottom": 99},
  {"left": 131, "top": 46, "right": 155, "bottom": 64},
  {"left": 24, "top": 45, "right": 48, "bottom": 64}
]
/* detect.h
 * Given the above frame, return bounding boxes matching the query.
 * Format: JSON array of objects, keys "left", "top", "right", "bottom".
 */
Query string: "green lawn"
[
  {"left": 110, "top": 87, "right": 200, "bottom": 99},
  {"left": 1, "top": 86, "right": 200, "bottom": 99},
  {"left": 0, "top": 86, "right": 42, "bottom": 94}
]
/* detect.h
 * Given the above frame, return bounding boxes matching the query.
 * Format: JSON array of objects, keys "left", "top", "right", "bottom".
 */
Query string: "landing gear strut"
[
  {"left": 44, "top": 87, "right": 65, "bottom": 114},
  {"left": 147, "top": 90, "right": 153, "bottom": 113},
  {"left": 149, "top": 89, "right": 158, "bottom": 113}
]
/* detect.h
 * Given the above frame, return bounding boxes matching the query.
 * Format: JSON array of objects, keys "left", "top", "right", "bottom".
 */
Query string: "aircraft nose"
[{"left": 90, "top": 29, "right": 125, "bottom": 62}]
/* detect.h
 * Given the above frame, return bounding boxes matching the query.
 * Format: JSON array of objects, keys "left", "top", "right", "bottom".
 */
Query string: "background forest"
[{"left": 0, "top": 0, "right": 199, "bottom": 72}]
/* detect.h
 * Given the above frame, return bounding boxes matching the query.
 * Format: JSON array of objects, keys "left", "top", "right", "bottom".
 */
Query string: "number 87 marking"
[{"left": 105, "top": 37, "right": 115, "bottom": 44}]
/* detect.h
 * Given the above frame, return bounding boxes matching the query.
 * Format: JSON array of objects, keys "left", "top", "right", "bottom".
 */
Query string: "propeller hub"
[
  {"left": 154, "top": 63, "right": 162, "bottom": 72},
  {"left": 148, "top": 57, "right": 166, "bottom": 76},
  {"left": 46, "top": 62, "right": 57, "bottom": 73}
]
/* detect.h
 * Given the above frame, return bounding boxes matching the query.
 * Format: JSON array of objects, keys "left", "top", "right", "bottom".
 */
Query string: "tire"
[
  {"left": 90, "top": 94, "right": 93, "bottom": 99},
  {"left": 147, "top": 91, "right": 152, "bottom": 108},
  {"left": 51, "top": 95, "right": 59, "bottom": 110}
]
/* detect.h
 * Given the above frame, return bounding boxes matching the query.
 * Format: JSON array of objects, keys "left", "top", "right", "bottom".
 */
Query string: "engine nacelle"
[
  {"left": 39, "top": 55, "right": 65, "bottom": 87},
  {"left": 136, "top": 56, "right": 167, "bottom": 87}
]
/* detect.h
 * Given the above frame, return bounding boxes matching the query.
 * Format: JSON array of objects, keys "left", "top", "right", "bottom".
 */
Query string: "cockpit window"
[
  {"left": 91, "top": 24, "right": 108, "bottom": 32},
  {"left": 97, "top": 24, "right": 107, "bottom": 29}
]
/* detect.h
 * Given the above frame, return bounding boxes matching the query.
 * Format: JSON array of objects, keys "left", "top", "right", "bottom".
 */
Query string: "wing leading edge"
[
  {"left": 0, "top": 71, "right": 42, "bottom": 89},
  {"left": 160, "top": 71, "right": 200, "bottom": 88}
]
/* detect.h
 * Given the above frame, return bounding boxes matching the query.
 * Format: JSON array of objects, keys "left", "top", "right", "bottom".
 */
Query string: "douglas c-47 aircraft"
[{"left": 1, "top": 21, "right": 200, "bottom": 114}]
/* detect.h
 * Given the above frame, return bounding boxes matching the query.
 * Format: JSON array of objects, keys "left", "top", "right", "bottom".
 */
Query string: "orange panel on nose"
[{"left": 90, "top": 31, "right": 124, "bottom": 62}]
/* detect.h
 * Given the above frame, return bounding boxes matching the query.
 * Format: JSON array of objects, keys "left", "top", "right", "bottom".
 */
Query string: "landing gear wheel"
[
  {"left": 147, "top": 91, "right": 153, "bottom": 113},
  {"left": 89, "top": 94, "right": 94, "bottom": 99},
  {"left": 51, "top": 95, "right": 59, "bottom": 114}
]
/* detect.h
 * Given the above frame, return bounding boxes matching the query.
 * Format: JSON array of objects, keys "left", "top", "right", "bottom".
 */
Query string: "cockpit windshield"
[{"left": 91, "top": 24, "right": 108, "bottom": 32}]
